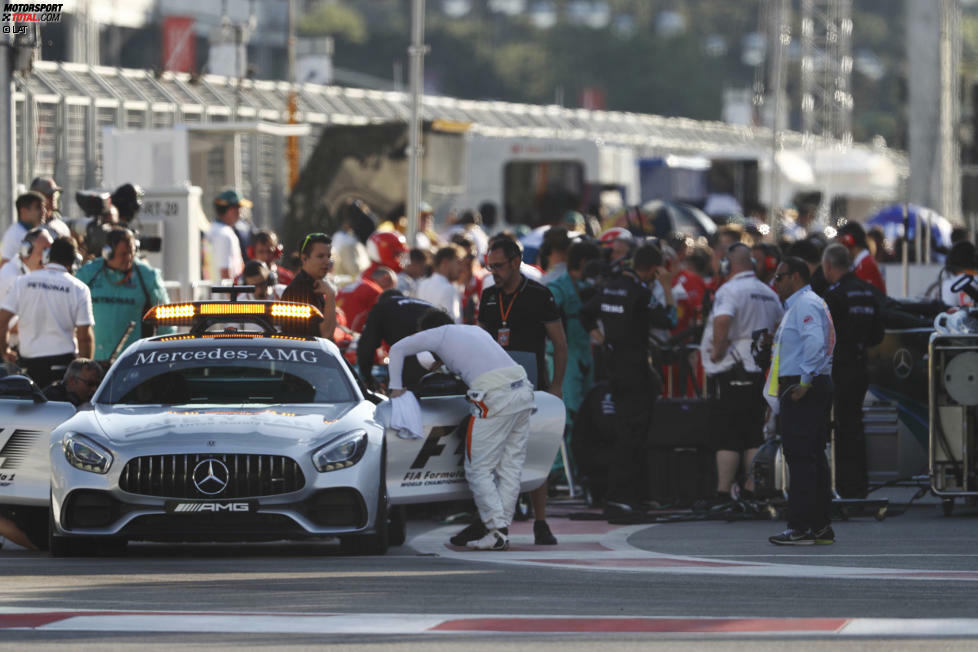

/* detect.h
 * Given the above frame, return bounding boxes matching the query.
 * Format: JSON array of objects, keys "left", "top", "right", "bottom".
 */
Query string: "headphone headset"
[
  {"left": 839, "top": 233, "right": 856, "bottom": 248},
  {"left": 19, "top": 228, "right": 46, "bottom": 261},
  {"left": 719, "top": 243, "right": 756, "bottom": 277},
  {"left": 102, "top": 228, "right": 138, "bottom": 262}
]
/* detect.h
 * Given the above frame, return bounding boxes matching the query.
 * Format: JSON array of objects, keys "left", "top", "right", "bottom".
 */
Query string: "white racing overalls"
[{"left": 463, "top": 365, "right": 536, "bottom": 531}]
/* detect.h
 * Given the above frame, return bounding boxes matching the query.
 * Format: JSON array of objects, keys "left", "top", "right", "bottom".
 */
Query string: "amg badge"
[{"left": 167, "top": 502, "right": 252, "bottom": 513}]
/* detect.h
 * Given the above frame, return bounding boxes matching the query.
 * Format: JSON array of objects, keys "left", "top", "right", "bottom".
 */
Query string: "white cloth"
[
  {"left": 387, "top": 324, "right": 521, "bottom": 390},
  {"left": 206, "top": 221, "right": 244, "bottom": 282},
  {"left": 0, "top": 222, "right": 28, "bottom": 263},
  {"left": 1, "top": 264, "right": 94, "bottom": 358},
  {"left": 415, "top": 272, "right": 461, "bottom": 323},
  {"left": 482, "top": 262, "right": 542, "bottom": 291},
  {"left": 390, "top": 391, "right": 424, "bottom": 439},
  {"left": 397, "top": 272, "right": 419, "bottom": 297},
  {"left": 464, "top": 372, "right": 534, "bottom": 530},
  {"left": 0, "top": 258, "right": 27, "bottom": 347},
  {"left": 44, "top": 217, "right": 71, "bottom": 240},
  {"left": 941, "top": 272, "right": 975, "bottom": 307},
  {"left": 701, "top": 270, "right": 784, "bottom": 375}
]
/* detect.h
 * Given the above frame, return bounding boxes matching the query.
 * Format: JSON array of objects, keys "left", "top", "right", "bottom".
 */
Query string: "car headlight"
[
  {"left": 63, "top": 433, "right": 113, "bottom": 474},
  {"left": 312, "top": 430, "right": 368, "bottom": 472}
]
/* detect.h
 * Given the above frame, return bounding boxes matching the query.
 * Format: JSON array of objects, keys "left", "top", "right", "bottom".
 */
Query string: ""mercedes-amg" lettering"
[{"left": 172, "top": 503, "right": 250, "bottom": 512}]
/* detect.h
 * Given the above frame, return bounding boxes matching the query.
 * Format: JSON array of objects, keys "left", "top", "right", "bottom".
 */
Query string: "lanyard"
[{"left": 498, "top": 278, "right": 525, "bottom": 326}]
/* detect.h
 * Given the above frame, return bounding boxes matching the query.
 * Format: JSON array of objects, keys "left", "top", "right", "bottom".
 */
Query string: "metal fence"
[{"left": 12, "top": 60, "right": 907, "bottom": 231}]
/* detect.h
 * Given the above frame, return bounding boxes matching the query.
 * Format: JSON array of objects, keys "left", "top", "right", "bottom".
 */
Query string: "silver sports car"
[{"left": 0, "top": 299, "right": 565, "bottom": 555}]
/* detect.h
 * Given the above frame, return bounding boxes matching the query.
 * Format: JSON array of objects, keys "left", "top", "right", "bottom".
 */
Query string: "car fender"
[
  {"left": 0, "top": 398, "right": 76, "bottom": 507},
  {"left": 382, "top": 391, "right": 565, "bottom": 505}
]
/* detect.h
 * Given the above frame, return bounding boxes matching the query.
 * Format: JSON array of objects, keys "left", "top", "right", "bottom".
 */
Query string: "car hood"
[{"left": 89, "top": 403, "right": 359, "bottom": 445}]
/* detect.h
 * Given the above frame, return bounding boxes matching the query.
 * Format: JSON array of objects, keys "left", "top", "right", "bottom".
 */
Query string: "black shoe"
[
  {"left": 449, "top": 521, "right": 487, "bottom": 546},
  {"left": 814, "top": 525, "right": 835, "bottom": 545},
  {"left": 769, "top": 528, "right": 816, "bottom": 546},
  {"left": 693, "top": 493, "right": 732, "bottom": 512},
  {"left": 533, "top": 520, "right": 557, "bottom": 545}
]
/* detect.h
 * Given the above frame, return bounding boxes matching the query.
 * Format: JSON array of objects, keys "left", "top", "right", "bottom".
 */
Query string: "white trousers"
[{"left": 464, "top": 382, "right": 534, "bottom": 531}]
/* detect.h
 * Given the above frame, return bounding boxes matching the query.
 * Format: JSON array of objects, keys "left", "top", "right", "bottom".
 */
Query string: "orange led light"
[
  {"left": 271, "top": 303, "right": 313, "bottom": 319},
  {"left": 155, "top": 304, "right": 195, "bottom": 320},
  {"left": 199, "top": 303, "right": 267, "bottom": 315}
]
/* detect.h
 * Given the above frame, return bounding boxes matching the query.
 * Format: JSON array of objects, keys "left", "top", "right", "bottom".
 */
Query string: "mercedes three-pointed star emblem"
[
  {"left": 893, "top": 348, "right": 914, "bottom": 379},
  {"left": 192, "top": 458, "right": 230, "bottom": 495}
]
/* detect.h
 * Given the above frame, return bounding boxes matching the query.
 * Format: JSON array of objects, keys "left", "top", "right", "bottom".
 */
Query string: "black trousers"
[
  {"left": 833, "top": 361, "right": 869, "bottom": 498},
  {"left": 779, "top": 374, "right": 833, "bottom": 532},
  {"left": 605, "top": 352, "right": 656, "bottom": 505},
  {"left": 20, "top": 353, "right": 75, "bottom": 390}
]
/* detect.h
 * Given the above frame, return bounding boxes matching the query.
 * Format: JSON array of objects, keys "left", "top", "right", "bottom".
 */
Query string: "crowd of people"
[{"left": 3, "top": 175, "right": 977, "bottom": 550}]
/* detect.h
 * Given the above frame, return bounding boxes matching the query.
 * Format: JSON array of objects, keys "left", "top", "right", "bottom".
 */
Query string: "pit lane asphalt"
[{"left": 0, "top": 488, "right": 976, "bottom": 648}]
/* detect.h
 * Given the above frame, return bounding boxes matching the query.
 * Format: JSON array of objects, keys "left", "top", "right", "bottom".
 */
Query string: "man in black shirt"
[
  {"left": 821, "top": 243, "right": 884, "bottom": 498},
  {"left": 581, "top": 243, "right": 671, "bottom": 518},
  {"left": 357, "top": 290, "right": 442, "bottom": 390},
  {"left": 43, "top": 358, "right": 102, "bottom": 407},
  {"left": 281, "top": 233, "right": 336, "bottom": 339},
  {"left": 476, "top": 237, "right": 567, "bottom": 545}
]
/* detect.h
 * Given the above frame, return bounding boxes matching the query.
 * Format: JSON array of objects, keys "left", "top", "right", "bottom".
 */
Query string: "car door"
[
  {"left": 0, "top": 377, "right": 76, "bottom": 508},
  {"left": 383, "top": 387, "right": 565, "bottom": 506}
]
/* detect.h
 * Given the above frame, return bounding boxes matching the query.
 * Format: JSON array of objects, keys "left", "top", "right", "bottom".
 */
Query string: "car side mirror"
[{"left": 0, "top": 375, "right": 47, "bottom": 403}]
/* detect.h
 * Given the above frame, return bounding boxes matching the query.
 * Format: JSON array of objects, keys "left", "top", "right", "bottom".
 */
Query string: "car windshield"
[{"left": 98, "top": 343, "right": 357, "bottom": 405}]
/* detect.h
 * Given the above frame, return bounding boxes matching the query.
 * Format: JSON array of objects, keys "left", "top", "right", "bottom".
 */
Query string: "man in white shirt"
[
  {"left": 0, "top": 228, "right": 54, "bottom": 352},
  {"left": 700, "top": 243, "right": 784, "bottom": 506},
  {"left": 0, "top": 192, "right": 45, "bottom": 266},
  {"left": 0, "top": 237, "right": 94, "bottom": 388},
  {"left": 415, "top": 245, "right": 462, "bottom": 322},
  {"left": 388, "top": 310, "right": 535, "bottom": 551},
  {"left": 207, "top": 189, "right": 248, "bottom": 282}
]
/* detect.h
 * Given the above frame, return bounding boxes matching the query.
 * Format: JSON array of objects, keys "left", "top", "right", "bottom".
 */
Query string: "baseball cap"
[
  {"left": 30, "top": 176, "right": 62, "bottom": 196},
  {"left": 214, "top": 189, "right": 253, "bottom": 208}
]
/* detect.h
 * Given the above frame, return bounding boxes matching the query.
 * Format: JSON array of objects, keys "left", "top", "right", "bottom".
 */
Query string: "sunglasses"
[
  {"left": 487, "top": 257, "right": 515, "bottom": 271},
  {"left": 79, "top": 377, "right": 100, "bottom": 387},
  {"left": 773, "top": 273, "right": 789, "bottom": 282},
  {"left": 301, "top": 233, "right": 327, "bottom": 254}
]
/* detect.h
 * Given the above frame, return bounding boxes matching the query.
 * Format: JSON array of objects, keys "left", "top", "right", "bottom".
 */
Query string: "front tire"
[
  {"left": 48, "top": 509, "right": 93, "bottom": 557},
  {"left": 340, "top": 445, "right": 389, "bottom": 556}
]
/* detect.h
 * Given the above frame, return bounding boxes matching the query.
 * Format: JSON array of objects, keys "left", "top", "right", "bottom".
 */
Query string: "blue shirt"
[{"left": 770, "top": 285, "right": 834, "bottom": 389}]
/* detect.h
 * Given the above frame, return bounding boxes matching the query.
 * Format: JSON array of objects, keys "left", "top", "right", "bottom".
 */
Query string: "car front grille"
[{"left": 119, "top": 453, "right": 305, "bottom": 498}]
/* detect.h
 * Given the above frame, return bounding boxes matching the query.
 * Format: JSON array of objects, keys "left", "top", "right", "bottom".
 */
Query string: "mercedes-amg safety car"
[{"left": 0, "top": 296, "right": 564, "bottom": 555}]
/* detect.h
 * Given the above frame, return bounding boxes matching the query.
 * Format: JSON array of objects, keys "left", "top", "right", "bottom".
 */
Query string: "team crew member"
[
  {"left": 281, "top": 233, "right": 337, "bottom": 340},
  {"left": 43, "top": 358, "right": 103, "bottom": 407},
  {"left": 0, "top": 237, "right": 94, "bottom": 388},
  {"left": 479, "top": 237, "right": 567, "bottom": 546},
  {"left": 0, "top": 192, "right": 45, "bottom": 266},
  {"left": 356, "top": 290, "right": 440, "bottom": 390},
  {"left": 207, "top": 189, "right": 248, "bottom": 282},
  {"left": 940, "top": 241, "right": 976, "bottom": 307},
  {"left": 336, "top": 266, "right": 397, "bottom": 332},
  {"left": 246, "top": 229, "right": 294, "bottom": 286},
  {"left": 547, "top": 240, "right": 602, "bottom": 429},
  {"left": 30, "top": 176, "right": 71, "bottom": 239},
  {"left": 821, "top": 244, "right": 884, "bottom": 499},
  {"left": 0, "top": 228, "right": 53, "bottom": 301},
  {"left": 388, "top": 311, "right": 536, "bottom": 551},
  {"left": 75, "top": 228, "right": 172, "bottom": 360},
  {"left": 768, "top": 256, "right": 836, "bottom": 545},
  {"left": 837, "top": 221, "right": 886, "bottom": 294},
  {"left": 580, "top": 243, "right": 672, "bottom": 519},
  {"left": 241, "top": 260, "right": 285, "bottom": 300},
  {"left": 416, "top": 245, "right": 463, "bottom": 322},
  {"left": 700, "top": 243, "right": 783, "bottom": 505}
]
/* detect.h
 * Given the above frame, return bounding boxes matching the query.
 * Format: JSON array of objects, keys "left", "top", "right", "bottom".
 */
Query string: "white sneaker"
[{"left": 466, "top": 529, "right": 509, "bottom": 551}]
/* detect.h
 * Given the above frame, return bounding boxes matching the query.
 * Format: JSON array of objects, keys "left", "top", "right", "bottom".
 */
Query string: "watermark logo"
[{"left": 2, "top": 4, "right": 63, "bottom": 33}]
